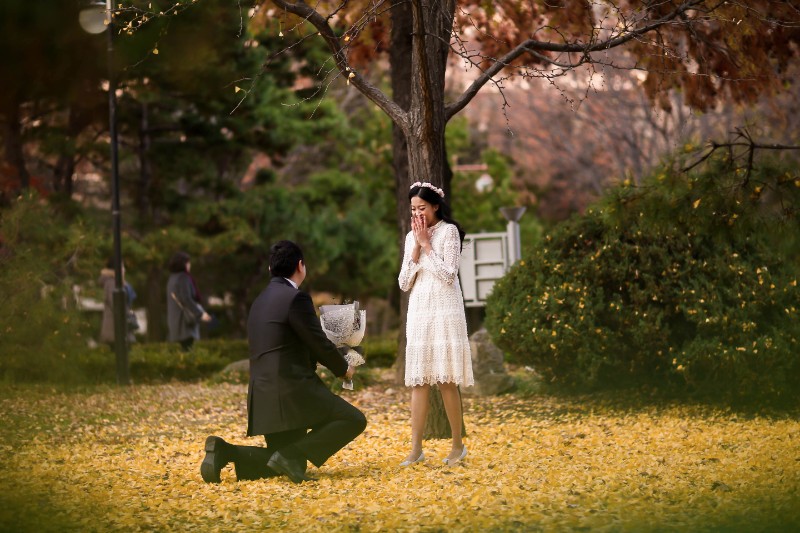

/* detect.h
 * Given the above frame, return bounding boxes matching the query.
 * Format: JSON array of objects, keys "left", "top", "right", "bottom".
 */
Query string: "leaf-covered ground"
[{"left": 2, "top": 373, "right": 799, "bottom": 532}]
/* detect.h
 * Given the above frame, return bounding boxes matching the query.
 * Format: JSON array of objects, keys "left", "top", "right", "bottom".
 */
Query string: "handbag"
[
  {"left": 171, "top": 292, "right": 197, "bottom": 327},
  {"left": 126, "top": 310, "right": 140, "bottom": 331}
]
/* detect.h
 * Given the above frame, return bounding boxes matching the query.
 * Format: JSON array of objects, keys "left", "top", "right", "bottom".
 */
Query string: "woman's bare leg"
[
  {"left": 439, "top": 382, "right": 465, "bottom": 462},
  {"left": 402, "top": 384, "right": 430, "bottom": 463}
]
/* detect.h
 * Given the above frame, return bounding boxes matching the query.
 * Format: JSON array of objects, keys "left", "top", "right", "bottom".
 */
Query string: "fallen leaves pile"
[{"left": 2, "top": 375, "right": 799, "bottom": 532}]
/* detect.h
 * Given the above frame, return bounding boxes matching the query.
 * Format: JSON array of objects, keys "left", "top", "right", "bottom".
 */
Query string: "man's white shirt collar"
[{"left": 284, "top": 277, "right": 298, "bottom": 289}]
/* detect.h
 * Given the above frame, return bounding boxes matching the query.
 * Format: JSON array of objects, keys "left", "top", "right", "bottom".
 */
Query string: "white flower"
[{"left": 409, "top": 181, "right": 445, "bottom": 198}]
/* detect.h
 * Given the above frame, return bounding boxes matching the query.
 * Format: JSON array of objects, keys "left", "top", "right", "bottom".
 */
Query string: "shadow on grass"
[
  {"left": 0, "top": 491, "right": 83, "bottom": 533},
  {"left": 504, "top": 366, "right": 800, "bottom": 421}
]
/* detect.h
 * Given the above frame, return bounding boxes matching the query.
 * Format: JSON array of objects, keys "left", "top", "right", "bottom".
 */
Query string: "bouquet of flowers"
[{"left": 319, "top": 301, "right": 366, "bottom": 389}]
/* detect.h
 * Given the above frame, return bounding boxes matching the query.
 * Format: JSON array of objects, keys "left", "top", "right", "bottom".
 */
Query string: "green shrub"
[
  {"left": 361, "top": 335, "right": 398, "bottom": 368},
  {"left": 0, "top": 194, "right": 103, "bottom": 384},
  {"left": 81, "top": 339, "right": 247, "bottom": 383},
  {"left": 127, "top": 340, "right": 247, "bottom": 382},
  {"left": 485, "top": 159, "right": 800, "bottom": 403},
  {"left": 65, "top": 333, "right": 397, "bottom": 386}
]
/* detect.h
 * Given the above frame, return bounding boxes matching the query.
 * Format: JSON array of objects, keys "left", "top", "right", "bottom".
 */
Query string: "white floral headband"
[{"left": 410, "top": 181, "right": 445, "bottom": 198}]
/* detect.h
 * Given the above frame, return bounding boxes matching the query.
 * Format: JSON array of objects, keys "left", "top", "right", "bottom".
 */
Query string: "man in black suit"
[{"left": 201, "top": 240, "right": 367, "bottom": 484}]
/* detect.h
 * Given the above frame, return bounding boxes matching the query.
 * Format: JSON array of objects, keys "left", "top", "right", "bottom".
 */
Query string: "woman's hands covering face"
[{"left": 412, "top": 214, "right": 432, "bottom": 248}]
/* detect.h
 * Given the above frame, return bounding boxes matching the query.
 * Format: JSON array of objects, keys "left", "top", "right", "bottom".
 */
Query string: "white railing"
[{"left": 459, "top": 207, "right": 526, "bottom": 308}]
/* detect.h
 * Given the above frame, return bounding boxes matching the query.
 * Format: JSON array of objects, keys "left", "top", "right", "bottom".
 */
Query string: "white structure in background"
[
  {"left": 459, "top": 207, "right": 526, "bottom": 307},
  {"left": 475, "top": 173, "right": 494, "bottom": 193},
  {"left": 500, "top": 206, "right": 526, "bottom": 265}
]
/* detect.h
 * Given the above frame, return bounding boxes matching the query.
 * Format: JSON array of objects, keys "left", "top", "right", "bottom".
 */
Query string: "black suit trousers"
[{"left": 231, "top": 395, "right": 366, "bottom": 480}]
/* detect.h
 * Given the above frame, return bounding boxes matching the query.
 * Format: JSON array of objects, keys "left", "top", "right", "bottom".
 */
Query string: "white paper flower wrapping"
[
  {"left": 320, "top": 302, "right": 366, "bottom": 390},
  {"left": 319, "top": 302, "right": 366, "bottom": 359},
  {"left": 343, "top": 349, "right": 365, "bottom": 367}
]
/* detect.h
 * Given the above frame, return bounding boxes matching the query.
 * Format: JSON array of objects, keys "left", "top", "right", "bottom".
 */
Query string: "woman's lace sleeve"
[
  {"left": 420, "top": 224, "right": 461, "bottom": 285},
  {"left": 398, "top": 231, "right": 422, "bottom": 292}
]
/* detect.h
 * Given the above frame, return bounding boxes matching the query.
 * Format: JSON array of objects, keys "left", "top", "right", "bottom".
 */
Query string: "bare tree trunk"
[
  {"left": 423, "top": 385, "right": 467, "bottom": 439},
  {"left": 53, "top": 105, "right": 82, "bottom": 197},
  {"left": 394, "top": 1, "right": 464, "bottom": 439},
  {"left": 390, "top": 0, "right": 414, "bottom": 384},
  {"left": 394, "top": 0, "right": 454, "bottom": 382},
  {"left": 138, "top": 101, "right": 153, "bottom": 217},
  {"left": 273, "top": 0, "right": 464, "bottom": 439},
  {"left": 3, "top": 100, "right": 29, "bottom": 192},
  {"left": 406, "top": 0, "right": 451, "bottom": 188},
  {"left": 145, "top": 266, "right": 167, "bottom": 342},
  {"left": 54, "top": 151, "right": 76, "bottom": 197}
]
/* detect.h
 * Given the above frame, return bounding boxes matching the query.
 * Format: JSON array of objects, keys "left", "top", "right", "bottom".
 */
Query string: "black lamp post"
[{"left": 80, "top": 0, "right": 130, "bottom": 385}]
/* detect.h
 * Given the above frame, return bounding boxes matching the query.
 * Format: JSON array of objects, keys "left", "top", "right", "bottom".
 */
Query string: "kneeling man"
[{"left": 201, "top": 240, "right": 366, "bottom": 483}]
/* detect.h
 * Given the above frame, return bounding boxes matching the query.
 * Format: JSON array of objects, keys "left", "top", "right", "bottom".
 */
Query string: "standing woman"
[
  {"left": 398, "top": 181, "right": 474, "bottom": 466},
  {"left": 166, "top": 251, "right": 210, "bottom": 350}
]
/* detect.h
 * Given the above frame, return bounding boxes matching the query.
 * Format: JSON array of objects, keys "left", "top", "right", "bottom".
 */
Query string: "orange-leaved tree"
[
  {"left": 123, "top": 0, "right": 800, "bottom": 435},
  {"left": 251, "top": 0, "right": 798, "bottom": 353},
  {"left": 240, "top": 0, "right": 800, "bottom": 437}
]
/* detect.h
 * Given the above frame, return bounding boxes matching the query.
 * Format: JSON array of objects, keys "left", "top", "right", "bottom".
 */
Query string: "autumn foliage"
[{"left": 486, "top": 157, "right": 800, "bottom": 402}]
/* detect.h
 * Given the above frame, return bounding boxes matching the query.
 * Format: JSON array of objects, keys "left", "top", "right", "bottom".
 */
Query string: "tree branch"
[
  {"left": 270, "top": 0, "right": 408, "bottom": 130},
  {"left": 446, "top": 0, "right": 707, "bottom": 121},
  {"left": 682, "top": 127, "right": 800, "bottom": 179}
]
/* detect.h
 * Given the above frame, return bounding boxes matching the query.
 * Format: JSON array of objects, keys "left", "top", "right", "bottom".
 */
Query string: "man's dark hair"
[
  {"left": 168, "top": 251, "right": 191, "bottom": 273},
  {"left": 269, "top": 240, "right": 303, "bottom": 278}
]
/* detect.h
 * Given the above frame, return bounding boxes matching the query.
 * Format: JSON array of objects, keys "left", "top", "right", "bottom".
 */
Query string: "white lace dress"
[{"left": 398, "top": 220, "right": 474, "bottom": 387}]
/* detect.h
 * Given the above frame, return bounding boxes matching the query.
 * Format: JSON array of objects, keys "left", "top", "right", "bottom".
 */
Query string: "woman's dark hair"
[
  {"left": 168, "top": 251, "right": 191, "bottom": 273},
  {"left": 409, "top": 185, "right": 466, "bottom": 246},
  {"left": 269, "top": 240, "right": 304, "bottom": 278}
]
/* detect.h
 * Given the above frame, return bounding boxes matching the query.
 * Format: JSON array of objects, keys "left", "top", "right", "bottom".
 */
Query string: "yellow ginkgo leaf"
[
  {"left": 692, "top": 198, "right": 701, "bottom": 209},
  {"left": 235, "top": 86, "right": 242, "bottom": 93},
  {"left": 3, "top": 370, "right": 799, "bottom": 532},
  {"left": 152, "top": 48, "right": 159, "bottom": 55}
]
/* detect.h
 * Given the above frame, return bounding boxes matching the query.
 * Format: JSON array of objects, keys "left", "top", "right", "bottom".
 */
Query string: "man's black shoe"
[
  {"left": 201, "top": 436, "right": 232, "bottom": 483},
  {"left": 267, "top": 451, "right": 310, "bottom": 484}
]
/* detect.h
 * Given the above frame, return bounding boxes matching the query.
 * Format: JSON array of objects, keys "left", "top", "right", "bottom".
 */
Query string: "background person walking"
[
  {"left": 166, "top": 251, "right": 210, "bottom": 350},
  {"left": 99, "top": 259, "right": 137, "bottom": 348}
]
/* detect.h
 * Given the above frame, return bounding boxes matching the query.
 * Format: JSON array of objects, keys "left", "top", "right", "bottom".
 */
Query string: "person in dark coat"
[
  {"left": 200, "top": 240, "right": 366, "bottom": 484},
  {"left": 99, "top": 259, "right": 136, "bottom": 346},
  {"left": 166, "top": 252, "right": 210, "bottom": 350}
]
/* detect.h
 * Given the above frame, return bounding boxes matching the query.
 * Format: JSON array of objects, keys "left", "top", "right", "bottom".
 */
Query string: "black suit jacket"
[{"left": 246, "top": 276, "right": 349, "bottom": 436}]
